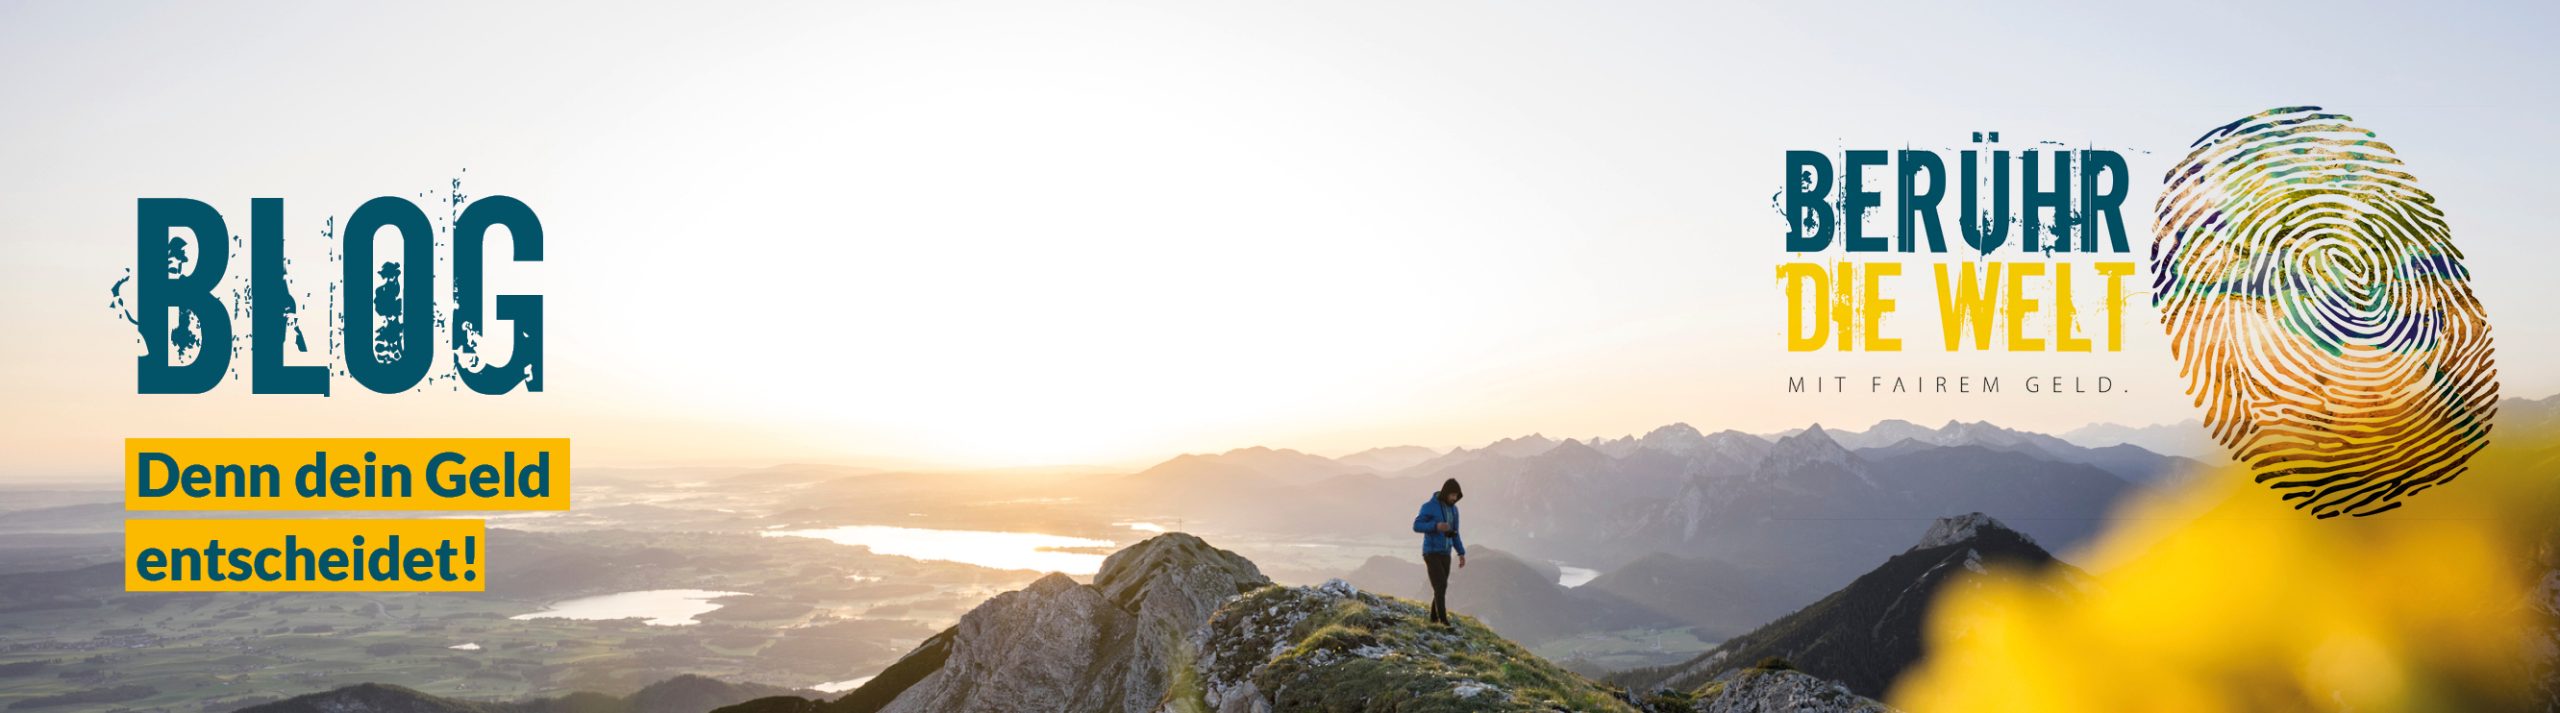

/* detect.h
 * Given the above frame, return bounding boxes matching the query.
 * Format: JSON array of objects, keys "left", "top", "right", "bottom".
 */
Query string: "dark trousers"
[{"left": 1423, "top": 551, "right": 1452, "bottom": 624}]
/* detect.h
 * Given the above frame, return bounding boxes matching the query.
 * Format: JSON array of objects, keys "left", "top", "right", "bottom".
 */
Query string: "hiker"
[{"left": 1411, "top": 477, "right": 1467, "bottom": 625}]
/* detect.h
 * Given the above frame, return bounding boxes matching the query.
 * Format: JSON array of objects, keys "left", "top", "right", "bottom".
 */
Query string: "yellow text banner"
[
  {"left": 124, "top": 438, "right": 569, "bottom": 511},
  {"left": 125, "top": 518, "right": 486, "bottom": 592}
]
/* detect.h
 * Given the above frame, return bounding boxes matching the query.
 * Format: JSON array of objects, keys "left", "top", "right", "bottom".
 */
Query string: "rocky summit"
[
  {"left": 1180, "top": 579, "right": 1635, "bottom": 712},
  {"left": 250, "top": 530, "right": 1923, "bottom": 713},
  {"left": 723, "top": 532, "right": 1675, "bottom": 713},
  {"left": 1910, "top": 511, "right": 2027, "bottom": 551},
  {"left": 858, "top": 532, "right": 1271, "bottom": 713}
]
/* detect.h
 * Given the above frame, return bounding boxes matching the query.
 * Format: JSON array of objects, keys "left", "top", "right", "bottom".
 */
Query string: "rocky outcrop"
[
  {"left": 1683, "top": 666, "right": 1892, "bottom": 713},
  {"left": 874, "top": 573, "right": 1129, "bottom": 712},
  {"left": 735, "top": 534, "right": 1654, "bottom": 713},
  {"left": 854, "top": 533, "right": 1267, "bottom": 713},
  {"left": 1910, "top": 511, "right": 2024, "bottom": 551}
]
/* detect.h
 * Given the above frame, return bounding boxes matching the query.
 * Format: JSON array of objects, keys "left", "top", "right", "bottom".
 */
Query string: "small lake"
[
  {"left": 510, "top": 589, "right": 747, "bottom": 626},
  {"left": 765, "top": 525, "right": 1117, "bottom": 575},
  {"left": 1557, "top": 564, "right": 1598, "bottom": 588},
  {"left": 812, "top": 675, "right": 875, "bottom": 693}
]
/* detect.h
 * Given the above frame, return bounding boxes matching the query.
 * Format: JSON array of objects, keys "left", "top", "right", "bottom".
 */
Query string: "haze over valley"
[{"left": 15, "top": 399, "right": 2552, "bottom": 711}]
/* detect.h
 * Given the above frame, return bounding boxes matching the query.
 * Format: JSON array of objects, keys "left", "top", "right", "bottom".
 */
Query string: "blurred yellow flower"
[{"left": 1890, "top": 423, "right": 2559, "bottom": 711}]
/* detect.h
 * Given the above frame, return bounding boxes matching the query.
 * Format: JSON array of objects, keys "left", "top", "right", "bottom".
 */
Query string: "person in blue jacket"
[{"left": 1412, "top": 477, "right": 1467, "bottom": 625}]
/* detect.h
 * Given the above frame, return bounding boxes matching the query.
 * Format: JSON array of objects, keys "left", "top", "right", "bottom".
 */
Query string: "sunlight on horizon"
[
  {"left": 2, "top": 2, "right": 2555, "bottom": 477},
  {"left": 764, "top": 524, "right": 1119, "bottom": 575}
]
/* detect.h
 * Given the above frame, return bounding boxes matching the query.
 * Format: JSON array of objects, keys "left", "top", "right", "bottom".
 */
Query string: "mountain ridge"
[
  {"left": 235, "top": 674, "right": 802, "bottom": 713},
  {"left": 1614, "top": 512, "right": 2082, "bottom": 699},
  {"left": 719, "top": 533, "right": 1670, "bottom": 713}
]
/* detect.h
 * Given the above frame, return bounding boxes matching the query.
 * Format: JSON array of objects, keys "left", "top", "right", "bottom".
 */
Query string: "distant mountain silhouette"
[
  {"left": 1403, "top": 433, "right": 1563, "bottom": 476},
  {"left": 2059, "top": 419, "right": 2225, "bottom": 461},
  {"left": 1612, "top": 513, "right": 2084, "bottom": 699},
  {"left": 1335, "top": 445, "right": 1443, "bottom": 473},
  {"left": 1580, "top": 552, "right": 1807, "bottom": 641},
  {"left": 2502, "top": 393, "right": 2560, "bottom": 434},
  {"left": 1131, "top": 446, "right": 1367, "bottom": 484},
  {"left": 1109, "top": 417, "right": 2163, "bottom": 625},
  {"left": 1342, "top": 548, "right": 1670, "bottom": 643},
  {"left": 1782, "top": 418, "right": 2202, "bottom": 485},
  {"left": 236, "top": 674, "right": 799, "bottom": 713},
  {"left": 1608, "top": 425, "right": 2132, "bottom": 598}
]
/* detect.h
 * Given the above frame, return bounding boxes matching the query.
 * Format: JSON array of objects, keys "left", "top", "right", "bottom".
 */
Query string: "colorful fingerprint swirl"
[{"left": 2153, "top": 106, "right": 2498, "bottom": 518}]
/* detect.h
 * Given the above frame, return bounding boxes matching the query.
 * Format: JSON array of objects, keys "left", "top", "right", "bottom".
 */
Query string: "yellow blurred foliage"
[{"left": 1890, "top": 422, "right": 2560, "bottom": 711}]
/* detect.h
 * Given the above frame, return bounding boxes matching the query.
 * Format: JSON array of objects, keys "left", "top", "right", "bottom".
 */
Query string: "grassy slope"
[{"left": 1174, "top": 583, "right": 1637, "bottom": 713}]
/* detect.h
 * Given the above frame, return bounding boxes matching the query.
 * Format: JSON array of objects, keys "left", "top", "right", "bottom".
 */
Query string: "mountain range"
[
  {"left": 715, "top": 531, "right": 1928, "bottom": 713},
  {"left": 1614, "top": 512, "right": 2080, "bottom": 698},
  {"left": 2057, "top": 419, "right": 2223, "bottom": 460},
  {"left": 237, "top": 516, "right": 2116, "bottom": 712},
  {"left": 1342, "top": 548, "right": 1670, "bottom": 644},
  {"left": 713, "top": 533, "right": 1653, "bottom": 712},
  {"left": 1072, "top": 413, "right": 2201, "bottom": 656},
  {"left": 200, "top": 395, "right": 2560, "bottom": 712},
  {"left": 238, "top": 674, "right": 801, "bottom": 713},
  {"left": 1334, "top": 445, "right": 1443, "bottom": 473}
]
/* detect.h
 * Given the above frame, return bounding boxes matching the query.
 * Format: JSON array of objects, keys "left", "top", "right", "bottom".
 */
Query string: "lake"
[
  {"left": 1557, "top": 564, "right": 1598, "bottom": 587},
  {"left": 813, "top": 675, "right": 875, "bottom": 693},
  {"left": 509, "top": 589, "right": 748, "bottom": 626},
  {"left": 764, "top": 525, "right": 1118, "bottom": 575}
]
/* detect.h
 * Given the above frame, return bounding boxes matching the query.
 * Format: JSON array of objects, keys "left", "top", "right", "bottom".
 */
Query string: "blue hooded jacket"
[{"left": 1413, "top": 493, "right": 1466, "bottom": 556}]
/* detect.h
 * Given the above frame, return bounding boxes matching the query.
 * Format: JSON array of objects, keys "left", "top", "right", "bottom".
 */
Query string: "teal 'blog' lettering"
[
  {"left": 341, "top": 197, "right": 436, "bottom": 395},
  {"left": 133, "top": 196, "right": 545, "bottom": 395},
  {"left": 451, "top": 196, "right": 545, "bottom": 394},
  {"left": 134, "top": 199, "right": 232, "bottom": 394}
]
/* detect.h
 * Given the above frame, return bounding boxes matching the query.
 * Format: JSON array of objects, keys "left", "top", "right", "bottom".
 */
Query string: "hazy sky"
[{"left": 3, "top": 1, "right": 2555, "bottom": 479}]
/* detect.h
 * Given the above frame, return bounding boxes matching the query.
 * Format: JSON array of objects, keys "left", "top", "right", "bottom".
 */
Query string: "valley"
[{"left": 0, "top": 403, "right": 2378, "bottom": 712}]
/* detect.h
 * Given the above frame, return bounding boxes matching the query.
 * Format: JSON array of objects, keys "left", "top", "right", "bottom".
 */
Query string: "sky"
[{"left": 3, "top": 1, "right": 2556, "bottom": 479}]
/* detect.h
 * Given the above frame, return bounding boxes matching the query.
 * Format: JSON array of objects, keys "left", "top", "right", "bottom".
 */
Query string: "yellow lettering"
[
  {"left": 1780, "top": 263, "right": 1829, "bottom": 351},
  {"left": 2006, "top": 262, "right": 2045, "bottom": 352},
  {"left": 1862, "top": 262, "right": 1900, "bottom": 352},
  {"left": 1933, "top": 262, "right": 2001, "bottom": 351}
]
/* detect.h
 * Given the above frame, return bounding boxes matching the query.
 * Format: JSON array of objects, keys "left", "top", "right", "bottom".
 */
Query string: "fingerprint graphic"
[{"left": 2153, "top": 106, "right": 2498, "bottom": 518}]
